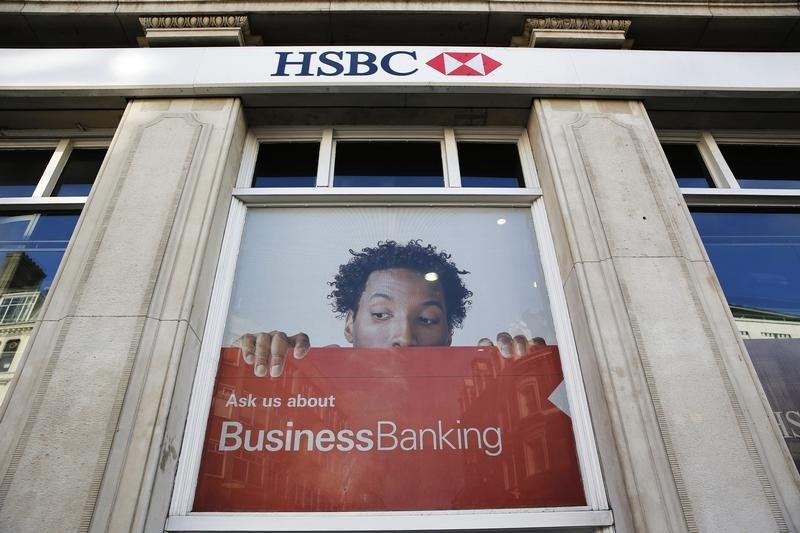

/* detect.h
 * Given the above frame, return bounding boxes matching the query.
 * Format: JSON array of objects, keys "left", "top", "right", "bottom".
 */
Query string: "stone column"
[
  {"left": 0, "top": 98, "right": 246, "bottom": 532},
  {"left": 529, "top": 99, "right": 800, "bottom": 532}
]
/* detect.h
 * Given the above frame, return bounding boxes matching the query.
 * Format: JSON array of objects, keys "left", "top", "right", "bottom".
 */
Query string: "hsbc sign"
[{"left": 271, "top": 50, "right": 502, "bottom": 77}]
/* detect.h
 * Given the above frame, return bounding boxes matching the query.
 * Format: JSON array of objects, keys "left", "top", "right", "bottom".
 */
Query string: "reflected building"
[
  {"left": 0, "top": 251, "right": 46, "bottom": 404},
  {"left": 455, "top": 346, "right": 584, "bottom": 508}
]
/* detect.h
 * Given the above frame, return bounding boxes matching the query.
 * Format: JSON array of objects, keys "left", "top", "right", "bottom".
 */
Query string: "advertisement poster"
[
  {"left": 193, "top": 207, "right": 585, "bottom": 511},
  {"left": 745, "top": 339, "right": 800, "bottom": 474}
]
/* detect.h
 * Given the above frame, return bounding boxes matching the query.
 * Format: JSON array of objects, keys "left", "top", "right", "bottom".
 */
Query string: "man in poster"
[
  {"left": 194, "top": 212, "right": 585, "bottom": 512},
  {"left": 233, "top": 240, "right": 545, "bottom": 377}
]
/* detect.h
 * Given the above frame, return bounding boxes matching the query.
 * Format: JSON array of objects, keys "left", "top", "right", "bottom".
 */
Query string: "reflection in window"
[
  {"left": 662, "top": 144, "right": 714, "bottom": 188},
  {"left": 0, "top": 339, "right": 19, "bottom": 372},
  {"left": 718, "top": 144, "right": 800, "bottom": 189},
  {"left": 692, "top": 209, "right": 800, "bottom": 474},
  {"left": 0, "top": 213, "right": 79, "bottom": 321},
  {"left": 252, "top": 143, "right": 319, "bottom": 188},
  {"left": 333, "top": 142, "right": 444, "bottom": 187},
  {"left": 458, "top": 143, "right": 525, "bottom": 188},
  {"left": 0, "top": 150, "right": 53, "bottom": 197},
  {"left": 692, "top": 211, "right": 800, "bottom": 316},
  {"left": 53, "top": 148, "right": 105, "bottom": 196}
]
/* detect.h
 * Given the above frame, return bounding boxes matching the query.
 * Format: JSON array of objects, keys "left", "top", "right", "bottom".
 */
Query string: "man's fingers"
[
  {"left": 496, "top": 332, "right": 513, "bottom": 358},
  {"left": 478, "top": 337, "right": 493, "bottom": 347},
  {"left": 268, "top": 331, "right": 291, "bottom": 378},
  {"left": 512, "top": 335, "right": 529, "bottom": 357},
  {"left": 290, "top": 332, "right": 311, "bottom": 359},
  {"left": 254, "top": 332, "right": 272, "bottom": 377},
  {"left": 233, "top": 334, "right": 256, "bottom": 364}
]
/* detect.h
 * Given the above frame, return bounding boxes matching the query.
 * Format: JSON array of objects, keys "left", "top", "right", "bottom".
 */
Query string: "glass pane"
[
  {"left": 661, "top": 144, "right": 714, "bottom": 188},
  {"left": 0, "top": 150, "right": 52, "bottom": 197},
  {"left": 52, "top": 148, "right": 106, "bottom": 197},
  {"left": 692, "top": 209, "right": 800, "bottom": 474},
  {"left": 692, "top": 211, "right": 800, "bottom": 315},
  {"left": 252, "top": 143, "right": 319, "bottom": 188},
  {"left": 334, "top": 142, "right": 444, "bottom": 187},
  {"left": 719, "top": 144, "right": 800, "bottom": 189},
  {"left": 193, "top": 207, "right": 585, "bottom": 512},
  {"left": 458, "top": 142, "right": 525, "bottom": 188},
  {"left": 0, "top": 212, "right": 79, "bottom": 404}
]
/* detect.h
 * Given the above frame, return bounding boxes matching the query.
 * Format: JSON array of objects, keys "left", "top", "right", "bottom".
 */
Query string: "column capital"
[
  {"left": 512, "top": 17, "right": 632, "bottom": 48},
  {"left": 138, "top": 15, "right": 262, "bottom": 47}
]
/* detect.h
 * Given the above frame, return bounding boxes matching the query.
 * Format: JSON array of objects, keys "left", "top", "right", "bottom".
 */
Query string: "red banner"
[{"left": 194, "top": 345, "right": 585, "bottom": 512}]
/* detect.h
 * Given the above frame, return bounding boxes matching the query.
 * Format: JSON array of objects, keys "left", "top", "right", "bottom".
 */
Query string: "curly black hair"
[{"left": 328, "top": 240, "right": 472, "bottom": 331}]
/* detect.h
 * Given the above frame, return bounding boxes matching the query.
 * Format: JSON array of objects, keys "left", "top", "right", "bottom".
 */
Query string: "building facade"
[{"left": 0, "top": 3, "right": 799, "bottom": 532}]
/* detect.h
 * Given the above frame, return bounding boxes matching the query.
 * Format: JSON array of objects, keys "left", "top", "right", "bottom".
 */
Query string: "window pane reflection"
[
  {"left": 458, "top": 143, "right": 525, "bottom": 188},
  {"left": 718, "top": 144, "right": 800, "bottom": 189},
  {"left": 252, "top": 143, "right": 319, "bottom": 188},
  {"left": 334, "top": 142, "right": 444, "bottom": 187},
  {"left": 692, "top": 209, "right": 800, "bottom": 474},
  {"left": 53, "top": 148, "right": 105, "bottom": 197},
  {"left": 0, "top": 212, "right": 79, "bottom": 386},
  {"left": 0, "top": 150, "right": 53, "bottom": 197},
  {"left": 662, "top": 144, "right": 714, "bottom": 188}
]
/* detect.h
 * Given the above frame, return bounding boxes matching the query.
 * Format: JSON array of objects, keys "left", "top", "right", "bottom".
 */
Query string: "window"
[
  {"left": 0, "top": 138, "right": 107, "bottom": 406},
  {"left": 0, "top": 340, "right": 19, "bottom": 372},
  {"left": 661, "top": 131, "right": 800, "bottom": 475},
  {"left": 169, "top": 127, "right": 608, "bottom": 531}
]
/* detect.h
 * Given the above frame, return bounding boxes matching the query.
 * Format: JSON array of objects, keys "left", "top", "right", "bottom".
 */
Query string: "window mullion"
[
  {"left": 318, "top": 128, "right": 334, "bottom": 187},
  {"left": 443, "top": 128, "right": 461, "bottom": 188},
  {"left": 33, "top": 139, "right": 72, "bottom": 198},
  {"left": 698, "top": 132, "right": 739, "bottom": 189}
]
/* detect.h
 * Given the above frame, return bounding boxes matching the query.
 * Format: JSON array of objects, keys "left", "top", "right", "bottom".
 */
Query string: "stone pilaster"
[
  {"left": 529, "top": 99, "right": 800, "bottom": 532},
  {"left": 0, "top": 98, "right": 246, "bottom": 532}
]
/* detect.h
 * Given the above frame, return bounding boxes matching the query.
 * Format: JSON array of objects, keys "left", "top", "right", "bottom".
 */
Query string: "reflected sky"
[{"left": 692, "top": 210, "right": 800, "bottom": 316}]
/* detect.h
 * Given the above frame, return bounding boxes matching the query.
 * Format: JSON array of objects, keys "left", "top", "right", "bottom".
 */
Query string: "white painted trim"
[
  {"left": 166, "top": 509, "right": 614, "bottom": 531},
  {"left": 682, "top": 188, "right": 800, "bottom": 207},
  {"left": 443, "top": 128, "right": 461, "bottom": 188},
  {"left": 170, "top": 198, "right": 248, "bottom": 516},
  {"left": 518, "top": 131, "right": 539, "bottom": 189},
  {"left": 248, "top": 127, "right": 326, "bottom": 141},
  {"left": 232, "top": 187, "right": 541, "bottom": 205},
  {"left": 0, "top": 197, "right": 87, "bottom": 209},
  {"left": 531, "top": 200, "right": 608, "bottom": 511},
  {"left": 235, "top": 132, "right": 260, "bottom": 189},
  {"left": 33, "top": 139, "right": 72, "bottom": 198},
  {"left": 333, "top": 127, "right": 444, "bottom": 140},
  {"left": 454, "top": 128, "right": 525, "bottom": 141},
  {"left": 0, "top": 140, "right": 58, "bottom": 150},
  {"left": 317, "top": 128, "right": 334, "bottom": 187},
  {"left": 699, "top": 132, "right": 738, "bottom": 189}
]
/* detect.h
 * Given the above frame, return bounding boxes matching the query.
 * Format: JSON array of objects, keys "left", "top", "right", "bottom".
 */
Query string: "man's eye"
[
  {"left": 372, "top": 312, "right": 391, "bottom": 320},
  {"left": 419, "top": 316, "right": 441, "bottom": 326}
]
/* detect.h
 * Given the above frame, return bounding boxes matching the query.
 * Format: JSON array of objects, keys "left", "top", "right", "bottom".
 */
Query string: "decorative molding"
[
  {"left": 512, "top": 17, "right": 632, "bottom": 48},
  {"left": 527, "top": 17, "right": 631, "bottom": 32},
  {"left": 139, "top": 15, "right": 249, "bottom": 31},
  {"left": 138, "top": 15, "right": 261, "bottom": 46}
]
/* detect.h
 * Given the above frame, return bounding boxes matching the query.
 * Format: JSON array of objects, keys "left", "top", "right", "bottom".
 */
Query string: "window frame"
[
  {"left": 0, "top": 132, "right": 110, "bottom": 411},
  {"left": 660, "top": 130, "right": 800, "bottom": 208},
  {"left": 168, "top": 127, "right": 611, "bottom": 532},
  {"left": 0, "top": 137, "right": 110, "bottom": 211}
]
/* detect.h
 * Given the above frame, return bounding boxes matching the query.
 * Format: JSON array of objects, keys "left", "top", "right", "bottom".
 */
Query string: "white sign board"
[{"left": 0, "top": 46, "right": 799, "bottom": 97}]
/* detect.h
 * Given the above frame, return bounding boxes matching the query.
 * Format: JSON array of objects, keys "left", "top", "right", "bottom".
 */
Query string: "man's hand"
[
  {"left": 478, "top": 333, "right": 546, "bottom": 358},
  {"left": 232, "top": 331, "right": 310, "bottom": 378}
]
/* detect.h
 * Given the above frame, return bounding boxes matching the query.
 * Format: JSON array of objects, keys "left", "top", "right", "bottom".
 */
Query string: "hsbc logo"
[
  {"left": 426, "top": 52, "right": 502, "bottom": 76},
  {"left": 270, "top": 50, "right": 502, "bottom": 78}
]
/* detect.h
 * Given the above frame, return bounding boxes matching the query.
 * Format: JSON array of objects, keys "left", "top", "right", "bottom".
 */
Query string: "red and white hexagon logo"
[{"left": 425, "top": 52, "right": 502, "bottom": 76}]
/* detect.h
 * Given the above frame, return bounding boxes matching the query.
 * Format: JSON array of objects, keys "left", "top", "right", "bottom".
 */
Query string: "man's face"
[{"left": 344, "top": 268, "right": 452, "bottom": 347}]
